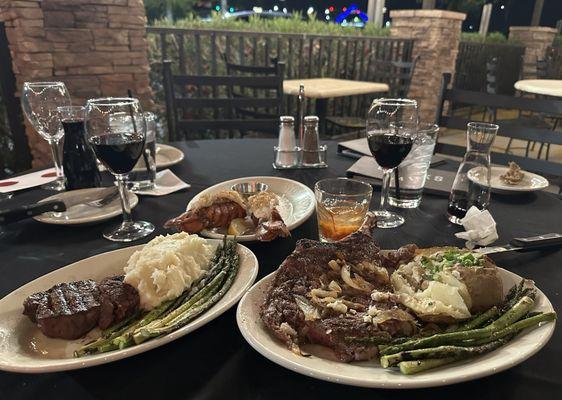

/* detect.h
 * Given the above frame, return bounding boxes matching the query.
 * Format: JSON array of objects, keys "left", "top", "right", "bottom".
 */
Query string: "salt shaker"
[
  {"left": 301, "top": 116, "right": 321, "bottom": 166},
  {"left": 274, "top": 116, "right": 298, "bottom": 168}
]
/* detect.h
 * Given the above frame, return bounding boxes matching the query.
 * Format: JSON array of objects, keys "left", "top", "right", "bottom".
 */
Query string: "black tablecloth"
[{"left": 1, "top": 138, "right": 561, "bottom": 399}]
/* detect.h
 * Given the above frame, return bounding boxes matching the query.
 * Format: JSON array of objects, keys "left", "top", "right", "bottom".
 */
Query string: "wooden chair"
[
  {"left": 223, "top": 57, "right": 285, "bottom": 137},
  {"left": 162, "top": 59, "right": 283, "bottom": 140},
  {"left": 325, "top": 56, "right": 419, "bottom": 134},
  {"left": 435, "top": 73, "right": 562, "bottom": 184}
]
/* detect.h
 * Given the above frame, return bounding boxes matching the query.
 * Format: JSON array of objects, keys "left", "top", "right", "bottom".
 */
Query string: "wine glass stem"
[
  {"left": 116, "top": 175, "right": 133, "bottom": 225},
  {"left": 379, "top": 169, "right": 391, "bottom": 213},
  {"left": 49, "top": 139, "right": 64, "bottom": 179}
]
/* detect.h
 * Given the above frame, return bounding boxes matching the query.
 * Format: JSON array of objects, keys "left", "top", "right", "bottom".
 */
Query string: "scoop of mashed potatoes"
[{"left": 124, "top": 233, "right": 213, "bottom": 310}]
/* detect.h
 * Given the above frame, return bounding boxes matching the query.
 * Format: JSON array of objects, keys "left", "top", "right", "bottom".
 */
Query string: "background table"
[
  {"left": 514, "top": 79, "right": 562, "bottom": 97},
  {"left": 1, "top": 139, "right": 561, "bottom": 400},
  {"left": 283, "top": 78, "right": 389, "bottom": 134}
]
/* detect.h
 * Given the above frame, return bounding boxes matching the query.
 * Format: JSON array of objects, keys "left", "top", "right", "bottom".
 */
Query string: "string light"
[
  {"left": 307, "top": 6, "right": 314, "bottom": 15},
  {"left": 282, "top": 7, "right": 287, "bottom": 13},
  {"left": 215, "top": 5, "right": 220, "bottom": 11},
  {"left": 273, "top": 5, "right": 279, "bottom": 11},
  {"left": 500, "top": 5, "right": 505, "bottom": 10}
]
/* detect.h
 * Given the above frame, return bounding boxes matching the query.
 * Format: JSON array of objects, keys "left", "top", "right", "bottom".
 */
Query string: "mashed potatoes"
[{"left": 124, "top": 233, "right": 213, "bottom": 310}]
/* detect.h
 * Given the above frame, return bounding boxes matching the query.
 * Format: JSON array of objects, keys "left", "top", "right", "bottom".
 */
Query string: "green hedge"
[
  {"left": 460, "top": 32, "right": 513, "bottom": 44},
  {"left": 152, "top": 12, "right": 390, "bottom": 37}
]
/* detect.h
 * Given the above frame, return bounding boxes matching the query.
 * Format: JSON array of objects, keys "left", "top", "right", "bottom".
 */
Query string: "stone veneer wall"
[
  {"left": 509, "top": 26, "right": 557, "bottom": 77},
  {"left": 0, "top": 0, "right": 153, "bottom": 167},
  {"left": 389, "top": 10, "right": 466, "bottom": 123}
]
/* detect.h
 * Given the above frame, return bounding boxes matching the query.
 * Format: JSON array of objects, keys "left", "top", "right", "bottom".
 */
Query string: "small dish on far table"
[
  {"left": 155, "top": 144, "right": 185, "bottom": 169},
  {"left": 33, "top": 188, "right": 139, "bottom": 226},
  {"left": 468, "top": 166, "right": 549, "bottom": 195}
]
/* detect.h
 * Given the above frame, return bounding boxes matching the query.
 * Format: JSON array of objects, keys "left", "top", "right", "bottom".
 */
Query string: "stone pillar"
[
  {"left": 389, "top": 10, "right": 466, "bottom": 123},
  {"left": 509, "top": 26, "right": 557, "bottom": 76},
  {"left": 0, "top": 0, "right": 153, "bottom": 167}
]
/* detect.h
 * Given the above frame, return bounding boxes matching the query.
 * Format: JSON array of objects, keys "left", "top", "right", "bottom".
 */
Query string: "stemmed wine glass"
[
  {"left": 84, "top": 98, "right": 154, "bottom": 242},
  {"left": 21, "top": 82, "right": 71, "bottom": 191},
  {"left": 366, "top": 98, "right": 419, "bottom": 228}
]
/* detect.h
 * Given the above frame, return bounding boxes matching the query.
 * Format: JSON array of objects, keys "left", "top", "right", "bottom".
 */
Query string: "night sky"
[{"left": 227, "top": 0, "right": 562, "bottom": 33}]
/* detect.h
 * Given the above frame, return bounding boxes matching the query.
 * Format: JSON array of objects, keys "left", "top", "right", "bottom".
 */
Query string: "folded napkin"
[
  {"left": 133, "top": 169, "right": 190, "bottom": 196},
  {"left": 455, "top": 206, "right": 499, "bottom": 249},
  {"left": 0, "top": 168, "right": 57, "bottom": 193}
]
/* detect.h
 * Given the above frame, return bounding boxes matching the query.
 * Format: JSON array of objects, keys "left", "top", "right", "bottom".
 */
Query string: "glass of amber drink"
[{"left": 314, "top": 178, "right": 372, "bottom": 242}]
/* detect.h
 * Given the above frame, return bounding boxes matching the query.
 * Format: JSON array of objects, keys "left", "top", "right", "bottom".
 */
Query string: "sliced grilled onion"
[
  {"left": 341, "top": 264, "right": 374, "bottom": 292},
  {"left": 294, "top": 295, "right": 321, "bottom": 321}
]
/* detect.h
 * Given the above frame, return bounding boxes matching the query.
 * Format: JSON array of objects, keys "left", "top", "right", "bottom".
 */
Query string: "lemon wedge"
[{"left": 227, "top": 218, "right": 254, "bottom": 236}]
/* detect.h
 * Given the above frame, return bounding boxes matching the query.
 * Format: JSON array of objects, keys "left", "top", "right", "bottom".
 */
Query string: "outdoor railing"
[
  {"left": 454, "top": 41, "right": 525, "bottom": 96},
  {"left": 146, "top": 27, "right": 414, "bottom": 124}
]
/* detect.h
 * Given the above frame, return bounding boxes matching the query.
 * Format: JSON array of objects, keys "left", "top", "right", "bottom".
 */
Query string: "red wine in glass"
[
  {"left": 89, "top": 133, "right": 145, "bottom": 175},
  {"left": 367, "top": 133, "right": 413, "bottom": 169}
]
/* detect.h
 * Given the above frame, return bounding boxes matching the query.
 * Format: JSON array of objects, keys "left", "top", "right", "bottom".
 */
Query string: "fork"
[{"left": 85, "top": 188, "right": 119, "bottom": 208}]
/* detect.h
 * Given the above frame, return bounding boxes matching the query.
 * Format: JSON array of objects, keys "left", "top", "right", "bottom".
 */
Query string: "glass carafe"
[{"left": 447, "top": 122, "right": 499, "bottom": 225}]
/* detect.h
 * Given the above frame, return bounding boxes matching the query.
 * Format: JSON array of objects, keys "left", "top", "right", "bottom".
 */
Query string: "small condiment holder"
[
  {"left": 273, "top": 145, "right": 328, "bottom": 169},
  {"left": 273, "top": 114, "right": 328, "bottom": 169}
]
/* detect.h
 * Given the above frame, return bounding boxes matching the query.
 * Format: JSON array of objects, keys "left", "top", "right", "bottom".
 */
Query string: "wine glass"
[
  {"left": 366, "top": 98, "right": 419, "bottom": 228},
  {"left": 21, "top": 82, "right": 71, "bottom": 191},
  {"left": 84, "top": 97, "right": 154, "bottom": 242}
]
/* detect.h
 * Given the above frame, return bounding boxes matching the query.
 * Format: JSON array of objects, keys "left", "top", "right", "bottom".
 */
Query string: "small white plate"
[
  {"left": 237, "top": 268, "right": 555, "bottom": 389},
  {"left": 99, "top": 144, "right": 184, "bottom": 172},
  {"left": 155, "top": 143, "right": 185, "bottom": 169},
  {"left": 186, "top": 176, "right": 316, "bottom": 242},
  {"left": 468, "top": 166, "right": 549, "bottom": 194},
  {"left": 0, "top": 239, "right": 258, "bottom": 373},
  {"left": 33, "top": 188, "right": 139, "bottom": 225}
]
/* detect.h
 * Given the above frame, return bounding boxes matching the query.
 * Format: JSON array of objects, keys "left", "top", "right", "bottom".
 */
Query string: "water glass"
[
  {"left": 129, "top": 112, "right": 157, "bottom": 191},
  {"left": 314, "top": 178, "right": 372, "bottom": 242},
  {"left": 21, "top": 81, "right": 71, "bottom": 191},
  {"left": 388, "top": 123, "right": 439, "bottom": 208}
]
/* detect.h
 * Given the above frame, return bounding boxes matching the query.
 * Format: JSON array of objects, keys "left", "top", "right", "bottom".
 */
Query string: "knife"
[
  {"left": 474, "top": 233, "right": 562, "bottom": 255},
  {"left": 0, "top": 187, "right": 118, "bottom": 224}
]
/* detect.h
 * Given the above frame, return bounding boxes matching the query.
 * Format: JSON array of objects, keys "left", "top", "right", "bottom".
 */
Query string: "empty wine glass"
[
  {"left": 366, "top": 98, "right": 419, "bottom": 228},
  {"left": 84, "top": 97, "right": 154, "bottom": 242},
  {"left": 22, "top": 82, "right": 71, "bottom": 191}
]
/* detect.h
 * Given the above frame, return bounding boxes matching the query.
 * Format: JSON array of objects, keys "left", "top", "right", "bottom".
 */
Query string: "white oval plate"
[
  {"left": 33, "top": 188, "right": 139, "bottom": 226},
  {"left": 155, "top": 143, "right": 185, "bottom": 169},
  {"left": 0, "top": 239, "right": 258, "bottom": 373},
  {"left": 186, "top": 176, "right": 316, "bottom": 242},
  {"left": 237, "top": 268, "right": 555, "bottom": 389},
  {"left": 468, "top": 166, "right": 549, "bottom": 194}
]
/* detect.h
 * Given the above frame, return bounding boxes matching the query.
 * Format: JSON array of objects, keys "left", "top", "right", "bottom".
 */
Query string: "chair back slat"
[{"left": 175, "top": 97, "right": 280, "bottom": 109}]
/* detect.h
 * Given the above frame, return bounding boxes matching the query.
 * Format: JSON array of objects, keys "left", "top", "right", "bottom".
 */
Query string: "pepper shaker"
[{"left": 301, "top": 116, "right": 321, "bottom": 166}]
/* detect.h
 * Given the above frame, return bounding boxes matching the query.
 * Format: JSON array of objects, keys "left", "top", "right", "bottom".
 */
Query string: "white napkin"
[
  {"left": 455, "top": 206, "right": 499, "bottom": 249},
  {"left": 0, "top": 168, "right": 57, "bottom": 193},
  {"left": 133, "top": 169, "right": 190, "bottom": 196}
]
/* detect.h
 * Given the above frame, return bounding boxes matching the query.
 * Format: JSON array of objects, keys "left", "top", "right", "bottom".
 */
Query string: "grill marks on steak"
[
  {"left": 23, "top": 277, "right": 139, "bottom": 340},
  {"left": 98, "top": 276, "right": 140, "bottom": 330},
  {"left": 260, "top": 232, "right": 418, "bottom": 362}
]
